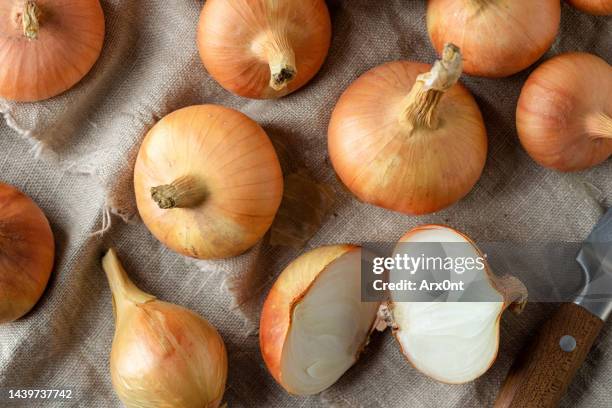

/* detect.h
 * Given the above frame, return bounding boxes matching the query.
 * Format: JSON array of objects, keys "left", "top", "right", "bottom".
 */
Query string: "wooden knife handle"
[{"left": 494, "top": 303, "right": 604, "bottom": 408}]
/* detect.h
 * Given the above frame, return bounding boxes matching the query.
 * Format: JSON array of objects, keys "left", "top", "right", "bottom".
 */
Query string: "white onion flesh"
[
  {"left": 389, "top": 226, "right": 507, "bottom": 384},
  {"left": 280, "top": 250, "right": 379, "bottom": 395}
]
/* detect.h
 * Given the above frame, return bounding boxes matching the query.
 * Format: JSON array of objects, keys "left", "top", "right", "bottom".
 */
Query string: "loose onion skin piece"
[
  {"left": 328, "top": 44, "right": 487, "bottom": 215},
  {"left": 387, "top": 225, "right": 527, "bottom": 384},
  {"left": 568, "top": 0, "right": 612, "bottom": 15},
  {"left": 427, "top": 0, "right": 560, "bottom": 78},
  {"left": 0, "top": 182, "right": 54, "bottom": 323},
  {"left": 102, "top": 249, "right": 228, "bottom": 408},
  {"left": 197, "top": 0, "right": 332, "bottom": 99},
  {"left": 260, "top": 245, "right": 380, "bottom": 395},
  {"left": 0, "top": 0, "right": 105, "bottom": 102},
  {"left": 134, "top": 105, "right": 283, "bottom": 260},
  {"left": 517, "top": 53, "right": 612, "bottom": 172}
]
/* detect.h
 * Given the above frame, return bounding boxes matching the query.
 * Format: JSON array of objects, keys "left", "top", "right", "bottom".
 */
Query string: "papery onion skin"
[
  {"left": 568, "top": 0, "right": 612, "bottom": 15},
  {"left": 328, "top": 50, "right": 487, "bottom": 215},
  {"left": 0, "top": 0, "right": 105, "bottom": 102},
  {"left": 260, "top": 244, "right": 365, "bottom": 394},
  {"left": 0, "top": 182, "right": 54, "bottom": 323},
  {"left": 517, "top": 53, "right": 612, "bottom": 172},
  {"left": 134, "top": 105, "right": 283, "bottom": 260},
  {"left": 103, "top": 249, "right": 228, "bottom": 408},
  {"left": 197, "top": 0, "right": 331, "bottom": 99},
  {"left": 427, "top": 0, "right": 560, "bottom": 77}
]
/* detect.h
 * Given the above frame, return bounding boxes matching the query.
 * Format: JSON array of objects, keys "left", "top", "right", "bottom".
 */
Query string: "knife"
[{"left": 494, "top": 208, "right": 612, "bottom": 408}]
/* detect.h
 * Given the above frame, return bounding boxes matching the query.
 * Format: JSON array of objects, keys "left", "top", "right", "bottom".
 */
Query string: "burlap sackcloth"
[{"left": 1, "top": 0, "right": 611, "bottom": 407}]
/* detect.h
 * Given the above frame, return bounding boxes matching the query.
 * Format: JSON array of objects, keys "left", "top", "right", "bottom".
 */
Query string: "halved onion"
[
  {"left": 260, "top": 245, "right": 380, "bottom": 395},
  {"left": 385, "top": 225, "right": 527, "bottom": 384}
]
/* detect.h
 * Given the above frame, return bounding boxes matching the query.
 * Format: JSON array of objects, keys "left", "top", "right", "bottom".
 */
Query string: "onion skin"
[
  {"left": 427, "top": 0, "right": 560, "bottom": 77},
  {"left": 103, "top": 249, "right": 228, "bottom": 408},
  {"left": 259, "top": 244, "right": 358, "bottom": 393},
  {"left": 328, "top": 49, "right": 487, "bottom": 215},
  {"left": 517, "top": 53, "right": 612, "bottom": 172},
  {"left": 0, "top": 0, "right": 105, "bottom": 102},
  {"left": 568, "top": 0, "right": 612, "bottom": 15},
  {"left": 134, "top": 105, "right": 283, "bottom": 260},
  {"left": 0, "top": 182, "right": 54, "bottom": 323},
  {"left": 197, "top": 0, "right": 331, "bottom": 99}
]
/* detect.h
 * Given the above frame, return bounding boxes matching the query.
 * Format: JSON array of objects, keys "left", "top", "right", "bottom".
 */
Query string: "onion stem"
[
  {"left": 22, "top": 0, "right": 41, "bottom": 40},
  {"left": 399, "top": 43, "right": 463, "bottom": 130},
  {"left": 151, "top": 175, "right": 208, "bottom": 209},
  {"left": 494, "top": 274, "right": 528, "bottom": 314},
  {"left": 258, "top": 32, "right": 297, "bottom": 91},
  {"left": 586, "top": 112, "right": 612, "bottom": 140},
  {"left": 102, "top": 249, "right": 156, "bottom": 312}
]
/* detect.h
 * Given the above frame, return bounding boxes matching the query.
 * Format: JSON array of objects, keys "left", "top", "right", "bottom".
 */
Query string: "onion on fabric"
[
  {"left": 427, "top": 0, "right": 560, "bottom": 77},
  {"left": 102, "top": 248, "right": 228, "bottom": 408},
  {"left": 382, "top": 225, "right": 527, "bottom": 384},
  {"left": 0, "top": 182, "right": 54, "bottom": 323},
  {"left": 134, "top": 105, "right": 283, "bottom": 260},
  {"left": 0, "top": 0, "right": 105, "bottom": 102},
  {"left": 260, "top": 245, "right": 380, "bottom": 395},
  {"left": 517, "top": 52, "right": 612, "bottom": 172},
  {"left": 328, "top": 44, "right": 487, "bottom": 215},
  {"left": 568, "top": 0, "right": 612, "bottom": 15},
  {"left": 197, "top": 0, "right": 332, "bottom": 99}
]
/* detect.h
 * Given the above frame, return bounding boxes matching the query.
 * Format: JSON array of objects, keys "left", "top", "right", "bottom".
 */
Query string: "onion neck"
[
  {"left": 151, "top": 175, "right": 208, "bottom": 209},
  {"left": 22, "top": 0, "right": 41, "bottom": 40},
  {"left": 399, "top": 43, "right": 463, "bottom": 131},
  {"left": 586, "top": 112, "right": 612, "bottom": 140},
  {"left": 102, "top": 249, "right": 156, "bottom": 316},
  {"left": 254, "top": 31, "right": 297, "bottom": 91}
]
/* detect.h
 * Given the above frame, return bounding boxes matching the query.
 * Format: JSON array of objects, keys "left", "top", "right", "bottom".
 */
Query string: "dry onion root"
[
  {"left": 568, "top": 0, "right": 612, "bottom": 15},
  {"left": 0, "top": 0, "right": 105, "bottom": 102},
  {"left": 329, "top": 44, "right": 487, "bottom": 215},
  {"left": 517, "top": 52, "right": 612, "bottom": 172},
  {"left": 427, "top": 0, "right": 560, "bottom": 77},
  {"left": 260, "top": 245, "right": 380, "bottom": 395},
  {"left": 197, "top": 0, "right": 332, "bottom": 99},
  {"left": 102, "top": 249, "right": 228, "bottom": 408},
  {"left": 0, "top": 182, "right": 54, "bottom": 323},
  {"left": 134, "top": 105, "right": 283, "bottom": 260},
  {"left": 383, "top": 225, "right": 527, "bottom": 384}
]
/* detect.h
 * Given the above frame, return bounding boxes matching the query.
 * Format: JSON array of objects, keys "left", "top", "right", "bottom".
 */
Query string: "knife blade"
[{"left": 494, "top": 208, "right": 612, "bottom": 408}]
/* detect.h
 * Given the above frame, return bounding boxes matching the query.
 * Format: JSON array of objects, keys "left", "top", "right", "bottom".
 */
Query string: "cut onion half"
[
  {"left": 260, "top": 245, "right": 380, "bottom": 395},
  {"left": 384, "top": 225, "right": 527, "bottom": 384}
]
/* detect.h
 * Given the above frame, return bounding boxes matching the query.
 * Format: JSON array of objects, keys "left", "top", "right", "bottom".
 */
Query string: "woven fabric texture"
[{"left": 0, "top": 1, "right": 611, "bottom": 407}]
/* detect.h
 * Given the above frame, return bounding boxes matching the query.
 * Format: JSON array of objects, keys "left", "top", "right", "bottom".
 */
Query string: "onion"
[
  {"left": 568, "top": 0, "right": 612, "bottom": 15},
  {"left": 134, "top": 105, "right": 283, "bottom": 260},
  {"left": 102, "top": 249, "right": 228, "bottom": 408},
  {"left": 328, "top": 44, "right": 487, "bottom": 215},
  {"left": 0, "top": 0, "right": 105, "bottom": 102},
  {"left": 382, "top": 225, "right": 527, "bottom": 384},
  {"left": 517, "top": 52, "right": 612, "bottom": 172},
  {"left": 197, "top": 0, "right": 331, "bottom": 99},
  {"left": 0, "top": 182, "right": 54, "bottom": 323},
  {"left": 260, "top": 245, "right": 380, "bottom": 395},
  {"left": 427, "top": 0, "right": 560, "bottom": 77}
]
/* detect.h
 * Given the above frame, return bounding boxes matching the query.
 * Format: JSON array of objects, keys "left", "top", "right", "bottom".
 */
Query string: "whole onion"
[
  {"left": 103, "top": 249, "right": 228, "bottom": 408},
  {"left": 134, "top": 105, "right": 283, "bottom": 259},
  {"left": 517, "top": 52, "right": 612, "bottom": 171},
  {"left": 0, "top": 182, "right": 54, "bottom": 323},
  {"left": 427, "top": 0, "right": 560, "bottom": 77},
  {"left": 0, "top": 0, "right": 105, "bottom": 102},
  {"left": 197, "top": 0, "right": 332, "bottom": 99},
  {"left": 328, "top": 44, "right": 487, "bottom": 215}
]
